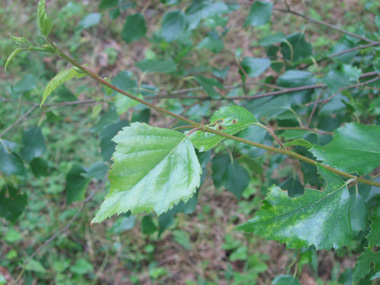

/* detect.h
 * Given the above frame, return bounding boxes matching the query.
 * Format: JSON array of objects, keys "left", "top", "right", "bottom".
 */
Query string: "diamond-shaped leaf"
[
  {"left": 311, "top": 123, "right": 380, "bottom": 175},
  {"left": 189, "top": 105, "right": 257, "bottom": 152},
  {"left": 92, "top": 123, "right": 201, "bottom": 223},
  {"left": 236, "top": 166, "right": 352, "bottom": 250}
]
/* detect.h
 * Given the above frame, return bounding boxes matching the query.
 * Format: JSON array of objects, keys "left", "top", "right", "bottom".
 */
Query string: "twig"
[
  {"left": 306, "top": 76, "right": 380, "bottom": 106},
  {"left": 274, "top": 8, "right": 376, "bottom": 43},
  {"left": 306, "top": 91, "right": 322, "bottom": 127},
  {"left": 274, "top": 127, "right": 334, "bottom": 136},
  {"left": 0, "top": 105, "right": 38, "bottom": 138},
  {"left": 328, "top": 42, "right": 380, "bottom": 59}
]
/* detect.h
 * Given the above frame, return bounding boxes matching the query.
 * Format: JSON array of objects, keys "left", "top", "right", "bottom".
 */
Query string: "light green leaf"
[
  {"left": 37, "top": 0, "right": 53, "bottom": 37},
  {"left": 41, "top": 67, "right": 86, "bottom": 106},
  {"left": 284, "top": 138, "right": 312, "bottom": 149},
  {"left": 160, "top": 10, "right": 187, "bottom": 42},
  {"left": 193, "top": 75, "right": 223, "bottom": 99},
  {"left": 5, "top": 48, "right": 25, "bottom": 72},
  {"left": 115, "top": 93, "right": 143, "bottom": 115},
  {"left": 244, "top": 1, "right": 273, "bottom": 27},
  {"left": 70, "top": 258, "right": 93, "bottom": 275},
  {"left": 92, "top": 123, "right": 202, "bottom": 223},
  {"left": 311, "top": 123, "right": 380, "bottom": 175},
  {"left": 353, "top": 206, "right": 380, "bottom": 282},
  {"left": 189, "top": 105, "right": 257, "bottom": 152},
  {"left": 196, "top": 30, "right": 224, "bottom": 53},
  {"left": 236, "top": 166, "right": 352, "bottom": 250},
  {"left": 259, "top": 32, "right": 286, "bottom": 47},
  {"left": 240, "top": 57, "right": 271, "bottom": 78},
  {"left": 272, "top": 275, "right": 301, "bottom": 285},
  {"left": 79, "top": 13, "right": 101, "bottom": 29},
  {"left": 25, "top": 259, "right": 46, "bottom": 273},
  {"left": 135, "top": 59, "right": 177, "bottom": 73},
  {"left": 122, "top": 13, "right": 146, "bottom": 44}
]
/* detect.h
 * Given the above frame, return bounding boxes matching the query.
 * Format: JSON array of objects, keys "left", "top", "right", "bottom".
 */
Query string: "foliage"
[{"left": 2, "top": 0, "right": 380, "bottom": 283}]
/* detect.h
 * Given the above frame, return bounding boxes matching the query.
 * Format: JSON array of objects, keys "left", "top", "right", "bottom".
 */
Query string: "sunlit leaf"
[
  {"left": 92, "top": 123, "right": 202, "bottom": 223},
  {"left": 37, "top": 0, "right": 52, "bottom": 37}
]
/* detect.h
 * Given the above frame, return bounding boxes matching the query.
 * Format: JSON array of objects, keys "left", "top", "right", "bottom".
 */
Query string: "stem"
[
  {"left": 253, "top": 123, "right": 286, "bottom": 149},
  {"left": 44, "top": 38, "right": 380, "bottom": 188}
]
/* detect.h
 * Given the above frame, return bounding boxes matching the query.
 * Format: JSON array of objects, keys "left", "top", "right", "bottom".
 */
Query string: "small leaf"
[
  {"left": 66, "top": 165, "right": 90, "bottom": 205},
  {"left": 259, "top": 32, "right": 286, "bottom": 47},
  {"left": 244, "top": 1, "right": 273, "bottom": 27},
  {"left": 122, "top": 13, "right": 146, "bottom": 44},
  {"left": 70, "top": 259, "right": 93, "bottom": 275},
  {"left": 193, "top": 75, "right": 223, "bottom": 99},
  {"left": 0, "top": 144, "right": 25, "bottom": 176},
  {"left": 189, "top": 105, "right": 257, "bottom": 152},
  {"left": 100, "top": 120, "right": 129, "bottom": 161},
  {"left": 30, "top": 157, "right": 48, "bottom": 177},
  {"left": 41, "top": 67, "right": 86, "bottom": 106},
  {"left": 236, "top": 166, "right": 352, "bottom": 250},
  {"left": 0, "top": 185, "right": 27, "bottom": 223},
  {"left": 5, "top": 48, "right": 25, "bottom": 72},
  {"left": 211, "top": 154, "right": 250, "bottom": 199},
  {"left": 240, "top": 57, "right": 271, "bottom": 78},
  {"left": 281, "top": 33, "right": 313, "bottom": 62},
  {"left": 37, "top": 0, "right": 53, "bottom": 37},
  {"left": 196, "top": 30, "right": 224, "bottom": 53},
  {"left": 284, "top": 138, "right": 312, "bottom": 149},
  {"left": 115, "top": 93, "right": 143, "bottom": 115},
  {"left": 141, "top": 215, "right": 157, "bottom": 235},
  {"left": 92, "top": 123, "right": 202, "bottom": 223},
  {"left": 311, "top": 123, "right": 380, "bottom": 175},
  {"left": 160, "top": 10, "right": 187, "bottom": 42},
  {"left": 99, "top": 0, "right": 118, "bottom": 9},
  {"left": 25, "top": 259, "right": 46, "bottom": 273},
  {"left": 79, "top": 13, "right": 101, "bottom": 29},
  {"left": 87, "top": 162, "right": 108, "bottom": 180},
  {"left": 20, "top": 126, "right": 46, "bottom": 162},
  {"left": 272, "top": 275, "right": 301, "bottom": 285},
  {"left": 135, "top": 59, "right": 177, "bottom": 73}
]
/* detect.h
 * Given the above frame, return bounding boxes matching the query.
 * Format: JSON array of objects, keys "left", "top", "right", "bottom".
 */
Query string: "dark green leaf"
[
  {"left": 272, "top": 275, "right": 301, "bottom": 285},
  {"left": 212, "top": 154, "right": 250, "bottom": 199},
  {"left": 13, "top": 74, "right": 38, "bottom": 93},
  {"left": 260, "top": 32, "right": 286, "bottom": 47},
  {"left": 79, "top": 13, "right": 101, "bottom": 29},
  {"left": 92, "top": 123, "right": 202, "bottom": 223},
  {"left": 245, "top": 96, "right": 291, "bottom": 121},
  {"left": 0, "top": 185, "right": 27, "bottom": 223},
  {"left": 240, "top": 57, "right": 271, "bottom": 78},
  {"left": 322, "top": 70, "right": 350, "bottom": 92},
  {"left": 193, "top": 75, "right": 223, "bottom": 99},
  {"left": 186, "top": 2, "right": 229, "bottom": 30},
  {"left": 160, "top": 10, "right": 187, "bottom": 42},
  {"left": 90, "top": 107, "right": 119, "bottom": 134},
  {"left": 281, "top": 33, "right": 313, "bottom": 62},
  {"left": 244, "top": 1, "right": 273, "bottom": 27},
  {"left": 30, "top": 157, "right": 48, "bottom": 177},
  {"left": 141, "top": 215, "right": 157, "bottom": 235},
  {"left": 236, "top": 166, "right": 352, "bottom": 250},
  {"left": 189, "top": 105, "right": 257, "bottom": 151},
  {"left": 311, "top": 123, "right": 380, "bottom": 175},
  {"left": 108, "top": 216, "right": 136, "bottom": 234},
  {"left": 66, "top": 165, "right": 91, "bottom": 205},
  {"left": 0, "top": 144, "right": 25, "bottom": 176},
  {"left": 37, "top": 0, "right": 53, "bottom": 37},
  {"left": 135, "top": 59, "right": 177, "bottom": 73},
  {"left": 100, "top": 120, "right": 129, "bottom": 161},
  {"left": 122, "top": 13, "right": 146, "bottom": 44},
  {"left": 99, "top": 0, "right": 118, "bottom": 9},
  {"left": 20, "top": 126, "right": 46, "bottom": 162},
  {"left": 353, "top": 206, "right": 380, "bottom": 282},
  {"left": 279, "top": 177, "right": 304, "bottom": 198},
  {"left": 212, "top": 67, "right": 229, "bottom": 79},
  {"left": 87, "top": 162, "right": 108, "bottom": 180}
]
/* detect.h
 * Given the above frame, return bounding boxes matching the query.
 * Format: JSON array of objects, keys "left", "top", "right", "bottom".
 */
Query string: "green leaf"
[
  {"left": 122, "top": 13, "right": 146, "bottom": 44},
  {"left": 66, "top": 165, "right": 90, "bottom": 205},
  {"left": 284, "top": 138, "right": 312, "bottom": 149},
  {"left": 311, "top": 123, "right": 380, "bottom": 175},
  {"left": 0, "top": 185, "right": 27, "bottom": 223},
  {"left": 196, "top": 30, "right": 224, "bottom": 53},
  {"left": 192, "top": 75, "right": 223, "bottom": 99},
  {"left": 141, "top": 215, "right": 157, "bottom": 235},
  {"left": 99, "top": 0, "right": 118, "bottom": 9},
  {"left": 322, "top": 70, "right": 350, "bottom": 92},
  {"left": 13, "top": 74, "right": 38, "bottom": 93},
  {"left": 115, "top": 93, "right": 143, "bottom": 115},
  {"left": 135, "top": 59, "right": 177, "bottom": 73},
  {"left": 244, "top": 1, "right": 273, "bottom": 27},
  {"left": 92, "top": 123, "right": 202, "bottom": 223},
  {"left": 37, "top": 0, "right": 53, "bottom": 37},
  {"left": 240, "top": 57, "right": 271, "bottom": 78},
  {"left": 353, "top": 206, "right": 380, "bottom": 282},
  {"left": 279, "top": 177, "right": 304, "bottom": 198},
  {"left": 160, "top": 10, "right": 187, "bottom": 42},
  {"left": 259, "top": 32, "right": 286, "bottom": 47},
  {"left": 211, "top": 154, "right": 250, "bottom": 199},
  {"left": 79, "top": 13, "right": 101, "bottom": 29},
  {"left": 20, "top": 126, "right": 46, "bottom": 162},
  {"left": 25, "top": 259, "right": 47, "bottom": 273},
  {"left": 30, "top": 157, "right": 48, "bottom": 177},
  {"left": 272, "top": 275, "right": 301, "bottom": 285},
  {"left": 5, "top": 48, "right": 25, "bottom": 72},
  {"left": 87, "top": 162, "right": 108, "bottom": 180},
  {"left": 100, "top": 120, "right": 129, "bottom": 161},
  {"left": 281, "top": 33, "right": 313, "bottom": 62},
  {"left": 70, "top": 258, "right": 93, "bottom": 275},
  {"left": 0, "top": 143, "right": 25, "bottom": 176},
  {"left": 189, "top": 105, "right": 257, "bottom": 152},
  {"left": 236, "top": 166, "right": 352, "bottom": 250},
  {"left": 41, "top": 67, "right": 86, "bottom": 106}
]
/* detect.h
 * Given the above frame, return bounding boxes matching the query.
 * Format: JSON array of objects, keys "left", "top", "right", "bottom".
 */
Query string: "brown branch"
[{"left": 275, "top": 127, "right": 334, "bottom": 136}]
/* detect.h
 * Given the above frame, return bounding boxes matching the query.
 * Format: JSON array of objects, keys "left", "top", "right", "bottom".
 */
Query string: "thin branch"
[
  {"left": 274, "top": 127, "right": 334, "bottom": 136},
  {"left": 274, "top": 8, "right": 376, "bottom": 43},
  {"left": 306, "top": 76, "right": 380, "bottom": 106},
  {"left": 0, "top": 105, "right": 38, "bottom": 138},
  {"left": 328, "top": 42, "right": 380, "bottom": 59},
  {"left": 306, "top": 91, "right": 322, "bottom": 127}
]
